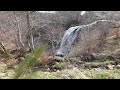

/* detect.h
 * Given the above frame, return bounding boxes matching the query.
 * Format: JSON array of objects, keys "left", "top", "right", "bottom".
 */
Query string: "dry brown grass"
[{"left": 39, "top": 52, "right": 54, "bottom": 66}]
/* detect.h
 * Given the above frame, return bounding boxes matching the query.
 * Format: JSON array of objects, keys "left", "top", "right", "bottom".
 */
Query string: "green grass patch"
[
  {"left": 15, "top": 68, "right": 120, "bottom": 79},
  {"left": 85, "top": 60, "right": 115, "bottom": 67},
  {"left": 21, "top": 70, "right": 58, "bottom": 79},
  {"left": 93, "top": 72, "right": 110, "bottom": 79},
  {"left": 53, "top": 62, "right": 66, "bottom": 69}
]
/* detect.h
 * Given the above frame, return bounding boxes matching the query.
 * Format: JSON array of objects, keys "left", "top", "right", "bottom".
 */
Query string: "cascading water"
[
  {"left": 56, "top": 20, "right": 114, "bottom": 57},
  {"left": 56, "top": 26, "right": 81, "bottom": 57},
  {"left": 56, "top": 11, "right": 87, "bottom": 57}
]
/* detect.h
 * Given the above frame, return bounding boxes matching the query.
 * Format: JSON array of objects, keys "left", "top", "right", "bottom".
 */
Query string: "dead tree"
[
  {"left": 26, "top": 11, "right": 35, "bottom": 51},
  {"left": 0, "top": 42, "right": 11, "bottom": 58},
  {"left": 0, "top": 42, "right": 7, "bottom": 54},
  {"left": 13, "top": 11, "right": 24, "bottom": 47}
]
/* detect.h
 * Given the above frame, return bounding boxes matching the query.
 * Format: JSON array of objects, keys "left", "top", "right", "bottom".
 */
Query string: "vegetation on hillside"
[{"left": 0, "top": 11, "right": 120, "bottom": 79}]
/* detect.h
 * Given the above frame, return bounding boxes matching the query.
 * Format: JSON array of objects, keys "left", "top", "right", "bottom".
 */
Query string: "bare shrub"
[{"left": 68, "top": 21, "right": 115, "bottom": 57}]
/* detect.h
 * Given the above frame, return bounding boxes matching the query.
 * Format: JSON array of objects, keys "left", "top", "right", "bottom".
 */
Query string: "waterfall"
[
  {"left": 56, "top": 26, "right": 81, "bottom": 57},
  {"left": 56, "top": 20, "right": 114, "bottom": 57}
]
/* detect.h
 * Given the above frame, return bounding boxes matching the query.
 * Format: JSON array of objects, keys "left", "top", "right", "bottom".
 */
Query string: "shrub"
[{"left": 13, "top": 45, "right": 46, "bottom": 79}]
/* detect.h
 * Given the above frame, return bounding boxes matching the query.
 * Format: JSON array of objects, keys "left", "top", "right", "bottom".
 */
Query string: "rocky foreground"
[{"left": 1, "top": 57, "right": 120, "bottom": 79}]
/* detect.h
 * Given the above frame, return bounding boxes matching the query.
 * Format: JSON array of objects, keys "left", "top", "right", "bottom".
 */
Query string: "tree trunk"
[
  {"left": 26, "top": 11, "right": 34, "bottom": 51},
  {"left": 14, "top": 35, "right": 19, "bottom": 47},
  {"left": 0, "top": 42, "right": 7, "bottom": 54},
  {"left": 13, "top": 11, "right": 24, "bottom": 47}
]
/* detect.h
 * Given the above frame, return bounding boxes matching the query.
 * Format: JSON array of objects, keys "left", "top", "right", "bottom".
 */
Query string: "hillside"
[{"left": 0, "top": 11, "right": 120, "bottom": 79}]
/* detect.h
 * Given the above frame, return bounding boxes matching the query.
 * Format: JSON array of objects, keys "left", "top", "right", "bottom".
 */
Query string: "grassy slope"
[
  {"left": 1, "top": 60, "right": 120, "bottom": 79},
  {"left": 20, "top": 68, "right": 120, "bottom": 79}
]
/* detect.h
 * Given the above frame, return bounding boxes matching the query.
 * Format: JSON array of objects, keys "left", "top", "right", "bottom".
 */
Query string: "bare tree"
[
  {"left": 13, "top": 11, "right": 24, "bottom": 47},
  {"left": 26, "top": 11, "right": 35, "bottom": 51}
]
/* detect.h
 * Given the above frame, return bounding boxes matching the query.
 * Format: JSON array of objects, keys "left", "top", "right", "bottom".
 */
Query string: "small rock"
[
  {"left": 0, "top": 73, "right": 6, "bottom": 78},
  {"left": 56, "top": 70, "right": 60, "bottom": 72},
  {"left": 44, "top": 72, "right": 50, "bottom": 75},
  {"left": 106, "top": 65, "right": 114, "bottom": 70},
  {"left": 73, "top": 67, "right": 79, "bottom": 71},
  {"left": 54, "top": 56, "right": 65, "bottom": 61},
  {"left": 116, "top": 65, "right": 120, "bottom": 69},
  {"left": 93, "top": 68, "right": 101, "bottom": 71}
]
